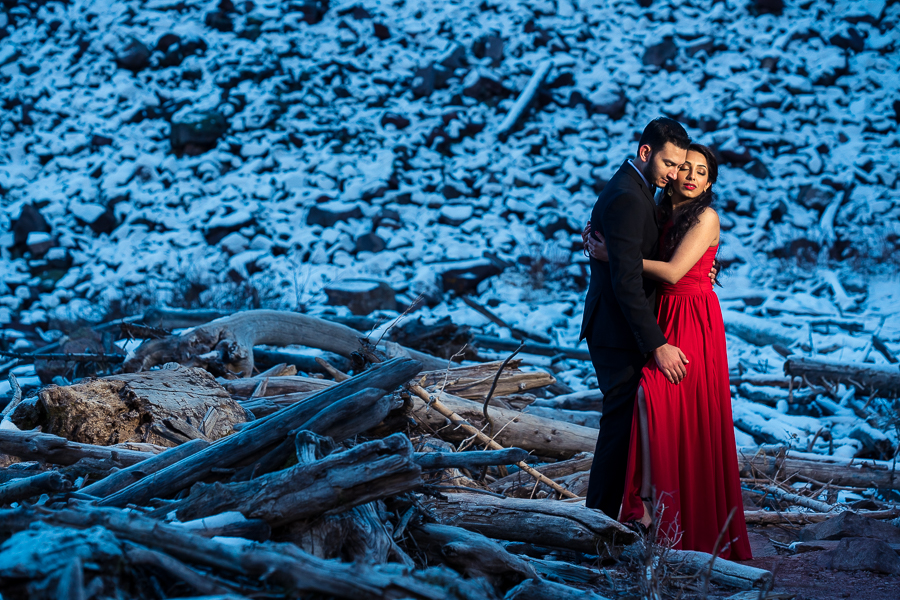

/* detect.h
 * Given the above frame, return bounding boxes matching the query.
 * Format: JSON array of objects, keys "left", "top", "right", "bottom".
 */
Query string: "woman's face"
[{"left": 675, "top": 150, "right": 712, "bottom": 199}]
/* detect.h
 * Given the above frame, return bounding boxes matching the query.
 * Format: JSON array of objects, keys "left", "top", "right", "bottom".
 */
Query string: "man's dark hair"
[{"left": 638, "top": 117, "right": 690, "bottom": 153}]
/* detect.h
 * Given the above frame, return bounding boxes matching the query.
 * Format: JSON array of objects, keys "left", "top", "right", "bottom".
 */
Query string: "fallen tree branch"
[
  {"left": 0, "top": 430, "right": 156, "bottom": 468},
  {"left": 784, "top": 354, "right": 900, "bottom": 395},
  {"left": 0, "top": 471, "right": 71, "bottom": 504}
]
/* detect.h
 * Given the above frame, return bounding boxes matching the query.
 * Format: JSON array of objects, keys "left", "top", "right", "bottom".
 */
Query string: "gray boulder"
[
  {"left": 818, "top": 537, "right": 900, "bottom": 575},
  {"left": 799, "top": 511, "right": 900, "bottom": 543},
  {"left": 170, "top": 110, "right": 228, "bottom": 154}
]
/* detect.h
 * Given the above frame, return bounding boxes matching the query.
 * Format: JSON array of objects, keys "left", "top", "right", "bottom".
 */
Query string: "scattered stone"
[
  {"left": 437, "top": 259, "right": 504, "bottom": 295},
  {"left": 204, "top": 210, "right": 255, "bottom": 245},
  {"left": 205, "top": 11, "right": 234, "bottom": 32},
  {"left": 11, "top": 203, "right": 50, "bottom": 249},
  {"left": 752, "top": 0, "right": 784, "bottom": 15},
  {"left": 306, "top": 202, "right": 364, "bottom": 228},
  {"left": 642, "top": 36, "right": 677, "bottom": 69},
  {"left": 291, "top": 0, "right": 330, "bottom": 25},
  {"left": 380, "top": 112, "right": 410, "bottom": 129},
  {"left": 354, "top": 232, "right": 386, "bottom": 254},
  {"left": 588, "top": 87, "right": 627, "bottom": 119},
  {"left": 818, "top": 537, "right": 900, "bottom": 575},
  {"left": 537, "top": 213, "right": 577, "bottom": 238},
  {"left": 156, "top": 34, "right": 207, "bottom": 68},
  {"left": 472, "top": 34, "right": 503, "bottom": 66},
  {"left": 26, "top": 232, "right": 53, "bottom": 257},
  {"left": 91, "top": 134, "right": 113, "bottom": 147},
  {"left": 220, "top": 232, "right": 250, "bottom": 255},
  {"left": 170, "top": 109, "right": 228, "bottom": 155},
  {"left": 744, "top": 160, "right": 771, "bottom": 179},
  {"left": 411, "top": 64, "right": 437, "bottom": 98},
  {"left": 799, "top": 511, "right": 900, "bottom": 543},
  {"left": 114, "top": 37, "right": 151, "bottom": 72},
  {"left": 373, "top": 23, "right": 390, "bottom": 40},
  {"left": 462, "top": 69, "right": 512, "bottom": 102},
  {"left": 830, "top": 26, "right": 866, "bottom": 52},
  {"left": 324, "top": 279, "right": 396, "bottom": 315},
  {"left": 438, "top": 205, "right": 474, "bottom": 226}
]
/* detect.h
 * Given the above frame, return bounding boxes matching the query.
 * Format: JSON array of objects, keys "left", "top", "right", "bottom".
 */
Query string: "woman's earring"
[{"left": 666, "top": 186, "right": 674, "bottom": 197}]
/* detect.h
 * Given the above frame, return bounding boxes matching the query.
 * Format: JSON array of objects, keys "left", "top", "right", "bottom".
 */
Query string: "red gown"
[{"left": 619, "top": 243, "right": 752, "bottom": 561}]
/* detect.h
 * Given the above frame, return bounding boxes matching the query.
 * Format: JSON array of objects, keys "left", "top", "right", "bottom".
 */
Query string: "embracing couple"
[{"left": 580, "top": 117, "right": 751, "bottom": 560}]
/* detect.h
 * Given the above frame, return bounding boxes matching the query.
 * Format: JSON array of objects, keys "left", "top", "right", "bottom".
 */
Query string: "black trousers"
[{"left": 585, "top": 345, "right": 650, "bottom": 519}]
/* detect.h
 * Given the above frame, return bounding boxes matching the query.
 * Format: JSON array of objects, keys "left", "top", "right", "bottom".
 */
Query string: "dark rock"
[
  {"left": 472, "top": 34, "right": 503, "bottom": 66},
  {"left": 744, "top": 160, "right": 770, "bottom": 179},
  {"left": 438, "top": 42, "right": 467, "bottom": 72},
  {"left": 462, "top": 69, "right": 512, "bottom": 102},
  {"left": 717, "top": 148, "right": 754, "bottom": 167},
  {"left": 12, "top": 203, "right": 50, "bottom": 248},
  {"left": 156, "top": 35, "right": 207, "bottom": 68},
  {"left": 289, "top": 0, "right": 330, "bottom": 25},
  {"left": 751, "top": 0, "right": 784, "bottom": 15},
  {"left": 538, "top": 213, "right": 577, "bottom": 238},
  {"left": 19, "top": 64, "right": 39, "bottom": 76},
  {"left": 219, "top": 0, "right": 236, "bottom": 12},
  {"left": 438, "top": 259, "right": 504, "bottom": 295},
  {"left": 354, "top": 232, "right": 386, "bottom": 254},
  {"left": 205, "top": 11, "right": 234, "bottom": 32},
  {"left": 892, "top": 99, "right": 900, "bottom": 123},
  {"left": 380, "top": 112, "right": 410, "bottom": 129},
  {"left": 170, "top": 110, "right": 228, "bottom": 154},
  {"left": 796, "top": 185, "right": 834, "bottom": 210},
  {"left": 637, "top": 0, "right": 653, "bottom": 7},
  {"left": 324, "top": 279, "right": 395, "bottom": 315},
  {"left": 642, "top": 36, "right": 678, "bottom": 69},
  {"left": 684, "top": 36, "right": 715, "bottom": 57},
  {"left": 306, "top": 202, "right": 364, "bottom": 228},
  {"left": 89, "top": 206, "right": 119, "bottom": 236},
  {"left": 830, "top": 27, "right": 866, "bottom": 52},
  {"left": 799, "top": 511, "right": 900, "bottom": 543},
  {"left": 115, "top": 37, "right": 151, "bottom": 72},
  {"left": 819, "top": 537, "right": 900, "bottom": 575},
  {"left": 589, "top": 88, "right": 627, "bottom": 120},
  {"left": 411, "top": 64, "right": 436, "bottom": 98},
  {"left": 26, "top": 232, "right": 54, "bottom": 257},
  {"left": 91, "top": 134, "right": 113, "bottom": 147},
  {"left": 373, "top": 23, "right": 390, "bottom": 40}
]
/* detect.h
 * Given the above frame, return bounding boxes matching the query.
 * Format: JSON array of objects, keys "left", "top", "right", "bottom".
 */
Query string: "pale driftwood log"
[
  {"left": 0, "top": 430, "right": 155, "bottom": 468},
  {"left": 80, "top": 438, "right": 210, "bottom": 499},
  {"left": 522, "top": 406, "right": 600, "bottom": 429},
  {"left": 743, "top": 507, "right": 900, "bottom": 525},
  {"left": 504, "top": 579, "right": 610, "bottom": 600},
  {"left": 530, "top": 390, "right": 603, "bottom": 412},
  {"left": 409, "top": 386, "right": 580, "bottom": 498},
  {"left": 619, "top": 545, "right": 772, "bottom": 590},
  {"left": 99, "top": 357, "right": 424, "bottom": 508},
  {"left": 123, "top": 309, "right": 444, "bottom": 375},
  {"left": 737, "top": 446, "right": 898, "bottom": 490},
  {"left": 784, "top": 354, "right": 900, "bottom": 395},
  {"left": 225, "top": 376, "right": 332, "bottom": 399},
  {"left": 168, "top": 434, "right": 422, "bottom": 526},
  {"left": 417, "top": 360, "right": 555, "bottom": 400},
  {"left": 337, "top": 502, "right": 415, "bottom": 567},
  {"left": 0, "top": 470, "right": 71, "bottom": 503},
  {"left": 240, "top": 391, "right": 318, "bottom": 418},
  {"left": 177, "top": 512, "right": 271, "bottom": 541},
  {"left": 415, "top": 449, "right": 529, "bottom": 470},
  {"left": 722, "top": 311, "right": 799, "bottom": 347},
  {"left": 17, "top": 366, "right": 246, "bottom": 448},
  {"left": 426, "top": 493, "right": 635, "bottom": 555},
  {"left": 762, "top": 484, "right": 842, "bottom": 513},
  {"left": 490, "top": 453, "right": 593, "bottom": 495},
  {"left": 0, "top": 503, "right": 491, "bottom": 600},
  {"left": 497, "top": 60, "right": 552, "bottom": 141},
  {"left": 410, "top": 389, "right": 596, "bottom": 460},
  {"left": 411, "top": 523, "right": 538, "bottom": 587},
  {"left": 516, "top": 555, "right": 609, "bottom": 586}
]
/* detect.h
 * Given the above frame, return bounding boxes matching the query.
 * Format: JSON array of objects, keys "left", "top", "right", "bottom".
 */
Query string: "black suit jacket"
[{"left": 580, "top": 160, "right": 667, "bottom": 354}]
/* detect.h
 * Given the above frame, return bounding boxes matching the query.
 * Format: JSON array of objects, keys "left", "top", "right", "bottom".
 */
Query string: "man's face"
[{"left": 641, "top": 142, "right": 688, "bottom": 188}]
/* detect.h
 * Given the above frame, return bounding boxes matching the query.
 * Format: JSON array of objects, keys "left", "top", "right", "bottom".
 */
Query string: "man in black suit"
[{"left": 581, "top": 117, "right": 691, "bottom": 519}]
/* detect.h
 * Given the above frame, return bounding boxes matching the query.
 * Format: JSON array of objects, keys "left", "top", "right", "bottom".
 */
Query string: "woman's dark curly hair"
[{"left": 657, "top": 143, "right": 721, "bottom": 282}]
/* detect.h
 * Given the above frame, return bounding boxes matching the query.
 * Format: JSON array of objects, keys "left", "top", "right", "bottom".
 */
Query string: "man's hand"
[
  {"left": 708, "top": 259, "right": 721, "bottom": 283},
  {"left": 653, "top": 343, "right": 689, "bottom": 384}
]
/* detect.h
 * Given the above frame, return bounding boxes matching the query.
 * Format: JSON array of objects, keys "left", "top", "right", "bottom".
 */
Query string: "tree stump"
[{"left": 12, "top": 366, "right": 247, "bottom": 448}]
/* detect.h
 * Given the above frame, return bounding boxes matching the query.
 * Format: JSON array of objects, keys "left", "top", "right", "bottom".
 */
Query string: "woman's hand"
[{"left": 582, "top": 221, "right": 609, "bottom": 262}]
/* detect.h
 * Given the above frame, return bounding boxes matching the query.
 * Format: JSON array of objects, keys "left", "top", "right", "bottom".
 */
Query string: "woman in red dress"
[{"left": 586, "top": 144, "right": 751, "bottom": 560}]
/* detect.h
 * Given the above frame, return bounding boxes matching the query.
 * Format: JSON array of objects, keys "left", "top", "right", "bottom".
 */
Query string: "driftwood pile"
[{"left": 0, "top": 308, "right": 896, "bottom": 598}]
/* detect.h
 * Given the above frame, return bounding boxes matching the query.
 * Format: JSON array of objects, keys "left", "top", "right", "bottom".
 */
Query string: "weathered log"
[
  {"left": 140, "top": 307, "right": 228, "bottom": 329},
  {"left": 80, "top": 438, "right": 210, "bottom": 499},
  {"left": 411, "top": 389, "right": 596, "bottom": 460},
  {"left": 426, "top": 493, "right": 635, "bottom": 555},
  {"left": 224, "top": 375, "right": 332, "bottom": 398},
  {"left": 762, "top": 484, "right": 841, "bottom": 513},
  {"left": 490, "top": 453, "right": 593, "bottom": 494},
  {"left": 12, "top": 366, "right": 246, "bottom": 448},
  {"left": 253, "top": 347, "right": 351, "bottom": 375},
  {"left": 177, "top": 511, "right": 271, "bottom": 541},
  {"left": 497, "top": 60, "right": 552, "bottom": 141},
  {"left": 619, "top": 545, "right": 772, "bottom": 590},
  {"left": 472, "top": 335, "right": 591, "bottom": 362},
  {"left": 737, "top": 446, "right": 899, "bottom": 490},
  {"left": 124, "top": 309, "right": 444, "bottom": 375},
  {"left": 504, "top": 579, "right": 610, "bottom": 600},
  {"left": 336, "top": 502, "right": 415, "bottom": 567},
  {"left": 169, "top": 433, "right": 422, "bottom": 526},
  {"left": 530, "top": 389, "right": 603, "bottom": 412},
  {"left": 515, "top": 555, "right": 609, "bottom": 586},
  {"left": 124, "top": 546, "right": 236, "bottom": 596},
  {"left": 409, "top": 386, "right": 579, "bottom": 498},
  {"left": 722, "top": 311, "right": 800, "bottom": 347},
  {"left": 411, "top": 523, "right": 538, "bottom": 588},
  {"left": 0, "top": 503, "right": 493, "bottom": 600},
  {"left": 0, "top": 429, "right": 156, "bottom": 468},
  {"left": 417, "top": 360, "right": 555, "bottom": 400},
  {"left": 415, "top": 449, "right": 529, "bottom": 470},
  {"left": 522, "top": 406, "right": 600, "bottom": 429},
  {"left": 743, "top": 507, "right": 900, "bottom": 525},
  {"left": 0, "top": 470, "right": 71, "bottom": 503},
  {"left": 784, "top": 354, "right": 900, "bottom": 395},
  {"left": 99, "top": 358, "right": 423, "bottom": 508}
]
